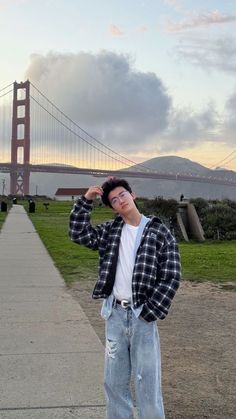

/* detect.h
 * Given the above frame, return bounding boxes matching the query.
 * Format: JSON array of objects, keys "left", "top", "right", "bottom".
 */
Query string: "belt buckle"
[{"left": 121, "top": 299, "right": 130, "bottom": 309}]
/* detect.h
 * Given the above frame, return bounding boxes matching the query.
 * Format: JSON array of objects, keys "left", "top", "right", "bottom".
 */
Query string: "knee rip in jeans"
[{"left": 106, "top": 339, "right": 117, "bottom": 359}]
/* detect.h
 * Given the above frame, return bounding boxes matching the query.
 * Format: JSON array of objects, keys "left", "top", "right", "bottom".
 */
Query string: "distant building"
[{"left": 55, "top": 188, "right": 88, "bottom": 201}]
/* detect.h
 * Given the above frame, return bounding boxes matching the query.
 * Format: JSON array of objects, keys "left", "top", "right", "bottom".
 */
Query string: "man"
[{"left": 69, "top": 177, "right": 181, "bottom": 419}]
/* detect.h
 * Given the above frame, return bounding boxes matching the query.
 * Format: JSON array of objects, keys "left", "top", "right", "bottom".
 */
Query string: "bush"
[
  {"left": 201, "top": 203, "right": 236, "bottom": 239},
  {"left": 138, "top": 196, "right": 178, "bottom": 218},
  {"left": 221, "top": 198, "right": 236, "bottom": 211},
  {"left": 137, "top": 196, "right": 236, "bottom": 241}
]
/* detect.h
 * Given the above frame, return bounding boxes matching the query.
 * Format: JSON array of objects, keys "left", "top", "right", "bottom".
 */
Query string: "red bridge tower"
[{"left": 10, "top": 80, "right": 30, "bottom": 195}]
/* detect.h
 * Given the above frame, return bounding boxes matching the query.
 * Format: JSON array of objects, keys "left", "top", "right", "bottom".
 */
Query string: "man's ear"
[{"left": 131, "top": 192, "right": 136, "bottom": 200}]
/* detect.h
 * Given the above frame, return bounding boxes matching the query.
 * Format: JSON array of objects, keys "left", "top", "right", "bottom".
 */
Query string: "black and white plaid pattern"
[{"left": 69, "top": 196, "right": 181, "bottom": 322}]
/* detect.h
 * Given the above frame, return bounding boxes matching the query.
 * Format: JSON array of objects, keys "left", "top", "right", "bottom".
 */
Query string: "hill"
[
  {"left": 32, "top": 156, "right": 236, "bottom": 200},
  {"left": 3, "top": 156, "right": 235, "bottom": 200},
  {"left": 126, "top": 156, "right": 236, "bottom": 200}
]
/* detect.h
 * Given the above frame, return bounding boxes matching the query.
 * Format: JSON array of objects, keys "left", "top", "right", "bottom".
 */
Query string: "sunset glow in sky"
[{"left": 1, "top": 0, "right": 236, "bottom": 170}]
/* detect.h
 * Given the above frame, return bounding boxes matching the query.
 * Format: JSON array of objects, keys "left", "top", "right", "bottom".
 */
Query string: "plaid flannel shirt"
[{"left": 69, "top": 195, "right": 181, "bottom": 322}]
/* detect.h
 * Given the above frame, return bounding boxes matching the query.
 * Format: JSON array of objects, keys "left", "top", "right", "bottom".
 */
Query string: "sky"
[{"left": 1, "top": 0, "right": 236, "bottom": 170}]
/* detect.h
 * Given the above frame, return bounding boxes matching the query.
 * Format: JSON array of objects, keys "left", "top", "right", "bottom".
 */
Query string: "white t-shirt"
[{"left": 113, "top": 223, "right": 139, "bottom": 301}]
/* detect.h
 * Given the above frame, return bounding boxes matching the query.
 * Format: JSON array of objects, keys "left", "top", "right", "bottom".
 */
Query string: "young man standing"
[{"left": 69, "top": 178, "right": 181, "bottom": 419}]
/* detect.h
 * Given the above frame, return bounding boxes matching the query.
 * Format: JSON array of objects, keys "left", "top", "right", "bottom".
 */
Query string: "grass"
[
  {"left": 11, "top": 199, "right": 236, "bottom": 285},
  {"left": 0, "top": 212, "right": 7, "bottom": 230},
  {"left": 21, "top": 199, "right": 114, "bottom": 285},
  {"left": 180, "top": 241, "right": 236, "bottom": 282},
  {"left": 0, "top": 198, "right": 12, "bottom": 231}
]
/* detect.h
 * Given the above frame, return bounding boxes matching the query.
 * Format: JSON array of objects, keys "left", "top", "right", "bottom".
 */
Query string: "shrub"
[{"left": 201, "top": 203, "right": 236, "bottom": 239}]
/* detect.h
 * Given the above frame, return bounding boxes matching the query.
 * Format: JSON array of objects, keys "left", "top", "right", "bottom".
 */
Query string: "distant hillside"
[
  {"left": 126, "top": 156, "right": 236, "bottom": 200},
  {"left": 130, "top": 155, "right": 210, "bottom": 175},
  {"left": 4, "top": 155, "right": 235, "bottom": 200}
]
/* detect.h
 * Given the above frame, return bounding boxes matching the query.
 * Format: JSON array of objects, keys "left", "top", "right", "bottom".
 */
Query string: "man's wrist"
[{"left": 83, "top": 194, "right": 93, "bottom": 202}]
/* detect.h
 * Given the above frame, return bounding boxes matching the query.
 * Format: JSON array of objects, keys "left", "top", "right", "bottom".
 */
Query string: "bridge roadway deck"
[{"left": 0, "top": 205, "right": 106, "bottom": 419}]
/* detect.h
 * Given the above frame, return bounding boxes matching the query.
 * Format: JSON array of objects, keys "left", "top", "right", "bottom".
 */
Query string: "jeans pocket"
[{"left": 101, "top": 299, "right": 113, "bottom": 320}]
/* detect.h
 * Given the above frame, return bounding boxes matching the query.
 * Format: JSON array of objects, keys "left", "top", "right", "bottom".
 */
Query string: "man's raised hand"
[{"left": 84, "top": 185, "right": 103, "bottom": 201}]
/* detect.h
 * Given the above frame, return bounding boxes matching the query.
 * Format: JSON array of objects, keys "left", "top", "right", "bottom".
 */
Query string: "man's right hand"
[{"left": 84, "top": 185, "right": 103, "bottom": 201}]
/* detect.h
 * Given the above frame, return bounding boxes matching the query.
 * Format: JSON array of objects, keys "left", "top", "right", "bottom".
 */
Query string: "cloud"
[
  {"left": 109, "top": 24, "right": 125, "bottom": 37},
  {"left": 25, "top": 51, "right": 171, "bottom": 154},
  {"left": 184, "top": 90, "right": 236, "bottom": 150},
  {"left": 221, "top": 91, "right": 236, "bottom": 144},
  {"left": 157, "top": 103, "right": 220, "bottom": 152},
  {"left": 166, "top": 10, "right": 236, "bottom": 32},
  {"left": 175, "top": 35, "right": 236, "bottom": 75},
  {"left": 225, "top": 91, "right": 236, "bottom": 113},
  {"left": 25, "top": 50, "right": 234, "bottom": 160},
  {"left": 109, "top": 24, "right": 148, "bottom": 37}
]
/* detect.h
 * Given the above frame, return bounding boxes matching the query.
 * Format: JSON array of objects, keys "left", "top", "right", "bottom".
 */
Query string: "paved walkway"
[{"left": 0, "top": 205, "right": 106, "bottom": 419}]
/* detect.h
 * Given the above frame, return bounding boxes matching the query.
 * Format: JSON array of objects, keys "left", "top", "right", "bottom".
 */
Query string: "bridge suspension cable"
[
  {"left": 30, "top": 82, "right": 150, "bottom": 172},
  {"left": 0, "top": 83, "right": 13, "bottom": 163},
  {"left": 222, "top": 154, "right": 236, "bottom": 167},
  {"left": 0, "top": 83, "right": 13, "bottom": 100},
  {"left": 0, "top": 90, "right": 13, "bottom": 99},
  {"left": 0, "top": 83, "right": 13, "bottom": 93},
  {"left": 209, "top": 149, "right": 236, "bottom": 169}
]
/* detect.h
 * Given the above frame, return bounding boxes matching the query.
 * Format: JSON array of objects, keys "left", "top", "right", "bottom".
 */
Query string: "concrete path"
[{"left": 0, "top": 205, "right": 106, "bottom": 419}]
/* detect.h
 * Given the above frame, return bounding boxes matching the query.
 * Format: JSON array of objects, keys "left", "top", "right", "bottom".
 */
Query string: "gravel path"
[{"left": 69, "top": 281, "right": 236, "bottom": 419}]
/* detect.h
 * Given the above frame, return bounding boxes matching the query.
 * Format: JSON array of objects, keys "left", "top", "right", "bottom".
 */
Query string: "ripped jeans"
[{"left": 104, "top": 303, "right": 165, "bottom": 419}]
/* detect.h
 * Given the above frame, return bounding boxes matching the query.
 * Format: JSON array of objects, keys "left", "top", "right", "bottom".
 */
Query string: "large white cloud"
[
  {"left": 154, "top": 102, "right": 220, "bottom": 152},
  {"left": 24, "top": 49, "right": 234, "bottom": 162},
  {"left": 25, "top": 51, "right": 171, "bottom": 153}
]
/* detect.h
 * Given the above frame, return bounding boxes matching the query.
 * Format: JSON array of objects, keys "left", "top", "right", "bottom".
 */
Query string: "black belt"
[{"left": 114, "top": 299, "right": 131, "bottom": 309}]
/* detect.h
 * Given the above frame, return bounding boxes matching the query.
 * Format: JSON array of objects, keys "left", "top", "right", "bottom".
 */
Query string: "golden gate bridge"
[{"left": 0, "top": 80, "right": 236, "bottom": 196}]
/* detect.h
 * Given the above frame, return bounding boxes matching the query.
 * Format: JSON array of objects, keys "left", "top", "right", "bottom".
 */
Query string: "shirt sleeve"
[
  {"left": 69, "top": 195, "right": 108, "bottom": 251},
  {"left": 140, "top": 229, "right": 181, "bottom": 322}
]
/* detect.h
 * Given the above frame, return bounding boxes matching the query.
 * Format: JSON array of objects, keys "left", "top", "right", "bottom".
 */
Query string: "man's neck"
[{"left": 121, "top": 209, "right": 142, "bottom": 226}]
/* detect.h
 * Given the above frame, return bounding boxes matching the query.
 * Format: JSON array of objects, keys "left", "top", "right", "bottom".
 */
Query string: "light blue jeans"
[{"left": 103, "top": 302, "right": 165, "bottom": 419}]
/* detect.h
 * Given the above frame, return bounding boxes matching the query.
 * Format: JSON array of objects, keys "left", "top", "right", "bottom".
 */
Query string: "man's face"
[{"left": 108, "top": 186, "right": 136, "bottom": 214}]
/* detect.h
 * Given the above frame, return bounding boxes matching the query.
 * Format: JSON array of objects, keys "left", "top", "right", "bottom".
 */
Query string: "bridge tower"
[{"left": 10, "top": 80, "right": 30, "bottom": 195}]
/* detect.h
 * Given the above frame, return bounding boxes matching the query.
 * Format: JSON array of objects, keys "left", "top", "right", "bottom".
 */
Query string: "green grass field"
[
  {"left": 0, "top": 212, "right": 7, "bottom": 230},
  {"left": 0, "top": 198, "right": 11, "bottom": 230},
  {"left": 22, "top": 200, "right": 114, "bottom": 285},
  {"left": 10, "top": 199, "right": 236, "bottom": 284},
  {"left": 180, "top": 241, "right": 236, "bottom": 282}
]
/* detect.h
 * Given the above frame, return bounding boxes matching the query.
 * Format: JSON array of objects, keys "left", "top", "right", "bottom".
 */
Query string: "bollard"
[
  {"left": 1, "top": 201, "right": 7, "bottom": 212},
  {"left": 29, "top": 201, "right": 36, "bottom": 213}
]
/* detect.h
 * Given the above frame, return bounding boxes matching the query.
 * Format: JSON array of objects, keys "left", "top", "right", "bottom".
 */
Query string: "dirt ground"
[{"left": 69, "top": 281, "right": 236, "bottom": 419}]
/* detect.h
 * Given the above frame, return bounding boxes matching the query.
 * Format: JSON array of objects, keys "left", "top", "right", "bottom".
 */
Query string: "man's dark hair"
[{"left": 101, "top": 178, "right": 132, "bottom": 207}]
